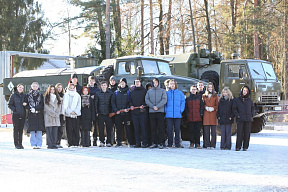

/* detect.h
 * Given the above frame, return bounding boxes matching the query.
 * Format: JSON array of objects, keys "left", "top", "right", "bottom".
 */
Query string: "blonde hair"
[
  {"left": 219, "top": 87, "right": 233, "bottom": 101},
  {"left": 168, "top": 79, "right": 178, "bottom": 89}
]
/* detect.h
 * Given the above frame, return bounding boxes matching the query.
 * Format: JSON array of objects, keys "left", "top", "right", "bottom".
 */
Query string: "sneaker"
[
  {"left": 150, "top": 144, "right": 158, "bottom": 148},
  {"left": 32, "top": 146, "right": 37, "bottom": 149},
  {"left": 106, "top": 143, "right": 112, "bottom": 147},
  {"left": 115, "top": 144, "right": 122, "bottom": 147},
  {"left": 99, "top": 142, "right": 104, "bottom": 147},
  {"left": 93, "top": 140, "right": 97, "bottom": 146},
  {"left": 134, "top": 144, "right": 141, "bottom": 148},
  {"left": 175, "top": 144, "right": 184, "bottom": 148},
  {"left": 158, "top": 144, "right": 164, "bottom": 149},
  {"left": 210, "top": 147, "right": 215, "bottom": 150},
  {"left": 196, "top": 144, "right": 202, "bottom": 149},
  {"left": 56, "top": 145, "right": 63, "bottom": 148},
  {"left": 167, "top": 145, "right": 173, "bottom": 148},
  {"left": 141, "top": 144, "right": 147, "bottom": 148},
  {"left": 243, "top": 148, "right": 247, "bottom": 151},
  {"left": 189, "top": 143, "right": 194, "bottom": 149},
  {"left": 236, "top": 148, "right": 240, "bottom": 151},
  {"left": 15, "top": 145, "right": 21, "bottom": 149}
]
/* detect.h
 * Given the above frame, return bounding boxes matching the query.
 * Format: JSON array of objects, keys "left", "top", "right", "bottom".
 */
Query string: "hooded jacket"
[
  {"left": 165, "top": 89, "right": 185, "bottom": 118},
  {"left": 130, "top": 86, "right": 147, "bottom": 114},
  {"left": 8, "top": 87, "right": 26, "bottom": 117},
  {"left": 233, "top": 86, "right": 255, "bottom": 122},
  {"left": 111, "top": 85, "right": 130, "bottom": 114},
  {"left": 145, "top": 81, "right": 167, "bottom": 113}
]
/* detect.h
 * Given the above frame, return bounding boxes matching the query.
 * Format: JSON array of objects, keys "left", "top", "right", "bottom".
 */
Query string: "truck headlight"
[
  {"left": 278, "top": 96, "right": 281, "bottom": 101},
  {"left": 258, "top": 96, "right": 261, "bottom": 102}
]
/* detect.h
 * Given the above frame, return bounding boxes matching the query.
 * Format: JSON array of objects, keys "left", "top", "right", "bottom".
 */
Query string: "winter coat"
[
  {"left": 111, "top": 86, "right": 130, "bottom": 115},
  {"left": 95, "top": 89, "right": 113, "bottom": 115},
  {"left": 233, "top": 97, "right": 255, "bottom": 122},
  {"left": 81, "top": 96, "right": 95, "bottom": 131},
  {"left": 62, "top": 90, "right": 81, "bottom": 118},
  {"left": 185, "top": 93, "right": 204, "bottom": 122},
  {"left": 109, "top": 83, "right": 118, "bottom": 93},
  {"left": 8, "top": 88, "right": 26, "bottom": 117},
  {"left": 25, "top": 90, "right": 45, "bottom": 132},
  {"left": 44, "top": 96, "right": 61, "bottom": 127},
  {"left": 216, "top": 97, "right": 234, "bottom": 125},
  {"left": 88, "top": 84, "right": 100, "bottom": 96},
  {"left": 145, "top": 84, "right": 167, "bottom": 113},
  {"left": 165, "top": 89, "right": 185, "bottom": 118},
  {"left": 202, "top": 93, "right": 219, "bottom": 126},
  {"left": 130, "top": 86, "right": 147, "bottom": 114}
]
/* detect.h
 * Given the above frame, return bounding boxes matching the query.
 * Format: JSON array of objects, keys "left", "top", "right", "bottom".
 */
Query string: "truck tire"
[
  {"left": 251, "top": 115, "right": 267, "bottom": 133},
  {"left": 200, "top": 71, "right": 219, "bottom": 92}
]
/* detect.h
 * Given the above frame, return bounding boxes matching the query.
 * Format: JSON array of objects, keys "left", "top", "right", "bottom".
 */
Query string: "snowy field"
[{"left": 0, "top": 129, "right": 288, "bottom": 192}]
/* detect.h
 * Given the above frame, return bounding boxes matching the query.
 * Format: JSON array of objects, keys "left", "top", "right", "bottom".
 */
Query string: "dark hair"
[
  {"left": 82, "top": 86, "right": 90, "bottom": 94},
  {"left": 204, "top": 82, "right": 217, "bottom": 97},
  {"left": 101, "top": 81, "right": 108, "bottom": 85},
  {"left": 17, "top": 83, "right": 24, "bottom": 88},
  {"left": 44, "top": 85, "right": 61, "bottom": 105},
  {"left": 88, "top": 76, "right": 96, "bottom": 81}
]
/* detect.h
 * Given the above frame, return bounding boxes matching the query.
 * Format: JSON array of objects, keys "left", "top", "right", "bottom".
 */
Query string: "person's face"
[
  {"left": 31, "top": 83, "right": 38, "bottom": 91},
  {"left": 57, "top": 85, "right": 63, "bottom": 93},
  {"left": 169, "top": 81, "right": 176, "bottom": 90},
  {"left": 190, "top": 87, "right": 197, "bottom": 94},
  {"left": 110, "top": 79, "right": 116, "bottom": 86},
  {"left": 222, "top": 90, "right": 228, "bottom": 97},
  {"left": 120, "top": 81, "right": 126, "bottom": 88},
  {"left": 89, "top": 79, "right": 95, "bottom": 86},
  {"left": 83, "top": 88, "right": 89, "bottom": 95},
  {"left": 135, "top": 80, "right": 141, "bottom": 87},
  {"left": 243, "top": 87, "right": 248, "bottom": 96},
  {"left": 17, "top": 85, "right": 24, "bottom": 93},
  {"left": 207, "top": 85, "right": 213, "bottom": 92},
  {"left": 165, "top": 81, "right": 170, "bottom": 88},
  {"left": 101, "top": 83, "right": 107, "bottom": 91},
  {"left": 69, "top": 85, "right": 75, "bottom": 91},
  {"left": 50, "top": 87, "right": 55, "bottom": 94},
  {"left": 197, "top": 83, "right": 204, "bottom": 91},
  {"left": 153, "top": 81, "right": 158, "bottom": 87},
  {"left": 72, "top": 78, "right": 78, "bottom": 85}
]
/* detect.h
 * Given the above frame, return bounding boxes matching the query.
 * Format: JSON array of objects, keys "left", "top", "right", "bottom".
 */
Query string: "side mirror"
[
  {"left": 125, "top": 62, "right": 130, "bottom": 72},
  {"left": 137, "top": 66, "right": 144, "bottom": 80},
  {"left": 239, "top": 68, "right": 243, "bottom": 78}
]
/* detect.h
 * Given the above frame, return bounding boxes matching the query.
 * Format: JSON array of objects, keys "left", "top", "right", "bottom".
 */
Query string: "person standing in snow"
[
  {"left": 202, "top": 82, "right": 218, "bottom": 149},
  {"left": 233, "top": 86, "right": 255, "bottom": 151},
  {"left": 8, "top": 84, "right": 26, "bottom": 149},
  {"left": 217, "top": 88, "right": 234, "bottom": 150},
  {"left": 55, "top": 83, "right": 65, "bottom": 148}
]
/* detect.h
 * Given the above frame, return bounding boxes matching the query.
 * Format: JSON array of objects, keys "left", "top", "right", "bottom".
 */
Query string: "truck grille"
[{"left": 261, "top": 95, "right": 278, "bottom": 103}]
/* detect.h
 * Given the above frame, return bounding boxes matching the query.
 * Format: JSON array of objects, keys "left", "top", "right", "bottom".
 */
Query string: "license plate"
[{"left": 274, "top": 106, "right": 282, "bottom": 111}]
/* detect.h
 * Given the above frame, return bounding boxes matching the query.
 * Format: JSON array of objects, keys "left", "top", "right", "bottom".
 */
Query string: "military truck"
[{"left": 158, "top": 47, "right": 284, "bottom": 134}]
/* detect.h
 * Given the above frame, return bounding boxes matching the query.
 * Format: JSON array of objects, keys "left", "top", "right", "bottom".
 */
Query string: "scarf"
[
  {"left": 50, "top": 93, "right": 56, "bottom": 103},
  {"left": 224, "top": 95, "right": 229, "bottom": 100},
  {"left": 81, "top": 95, "right": 90, "bottom": 107},
  {"left": 28, "top": 89, "right": 41, "bottom": 109}
]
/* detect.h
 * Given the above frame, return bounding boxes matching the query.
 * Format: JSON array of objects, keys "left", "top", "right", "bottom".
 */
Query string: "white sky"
[{"left": 38, "top": 0, "right": 92, "bottom": 56}]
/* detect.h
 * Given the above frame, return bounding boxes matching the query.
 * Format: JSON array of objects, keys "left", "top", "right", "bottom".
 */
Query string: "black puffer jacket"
[
  {"left": 130, "top": 86, "right": 147, "bottom": 114},
  {"left": 233, "top": 86, "right": 255, "bottom": 122},
  {"left": 111, "top": 86, "right": 130, "bottom": 114},
  {"left": 217, "top": 97, "right": 234, "bottom": 124},
  {"left": 8, "top": 88, "right": 26, "bottom": 117},
  {"left": 95, "top": 89, "right": 113, "bottom": 115}
]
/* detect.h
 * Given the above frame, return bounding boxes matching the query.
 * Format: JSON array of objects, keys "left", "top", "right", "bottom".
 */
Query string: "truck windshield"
[
  {"left": 158, "top": 61, "right": 172, "bottom": 75},
  {"left": 248, "top": 62, "right": 277, "bottom": 80},
  {"left": 141, "top": 60, "right": 159, "bottom": 74}
]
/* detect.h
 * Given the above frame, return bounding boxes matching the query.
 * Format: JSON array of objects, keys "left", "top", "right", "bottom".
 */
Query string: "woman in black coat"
[
  {"left": 25, "top": 82, "right": 45, "bottom": 149},
  {"left": 233, "top": 86, "right": 255, "bottom": 151},
  {"left": 8, "top": 84, "right": 26, "bottom": 149},
  {"left": 217, "top": 88, "right": 234, "bottom": 150}
]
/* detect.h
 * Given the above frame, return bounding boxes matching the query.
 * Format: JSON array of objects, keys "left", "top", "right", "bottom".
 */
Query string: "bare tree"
[
  {"left": 165, "top": 0, "right": 172, "bottom": 55},
  {"left": 106, "top": 0, "right": 111, "bottom": 59},
  {"left": 141, "top": 0, "right": 144, "bottom": 55},
  {"left": 149, "top": 0, "right": 154, "bottom": 55},
  {"left": 254, "top": 0, "right": 260, "bottom": 59},
  {"left": 204, "top": 0, "right": 212, "bottom": 51},
  {"left": 284, "top": 0, "right": 288, "bottom": 99},
  {"left": 189, "top": 0, "right": 196, "bottom": 52},
  {"left": 158, "top": 0, "right": 164, "bottom": 55}
]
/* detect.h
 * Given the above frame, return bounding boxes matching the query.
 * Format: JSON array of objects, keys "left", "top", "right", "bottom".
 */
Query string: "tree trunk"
[
  {"left": 96, "top": 1, "right": 106, "bottom": 59},
  {"left": 106, "top": 0, "right": 111, "bottom": 59},
  {"left": 189, "top": 0, "right": 196, "bottom": 53},
  {"left": 204, "top": 0, "right": 212, "bottom": 52},
  {"left": 165, "top": 0, "right": 172, "bottom": 55},
  {"left": 253, "top": 0, "right": 260, "bottom": 59},
  {"left": 141, "top": 0, "right": 144, "bottom": 55},
  {"left": 150, "top": 0, "right": 154, "bottom": 55},
  {"left": 112, "top": 0, "right": 122, "bottom": 56},
  {"left": 158, "top": 0, "right": 164, "bottom": 55},
  {"left": 284, "top": 0, "right": 287, "bottom": 99}
]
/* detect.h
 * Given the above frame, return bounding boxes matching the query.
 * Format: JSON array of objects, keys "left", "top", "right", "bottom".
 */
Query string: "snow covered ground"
[{"left": 0, "top": 129, "right": 288, "bottom": 192}]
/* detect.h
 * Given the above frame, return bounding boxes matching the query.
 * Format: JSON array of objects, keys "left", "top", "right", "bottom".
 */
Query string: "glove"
[
  {"left": 30, "top": 108, "right": 35, "bottom": 113},
  {"left": 210, "top": 107, "right": 214, "bottom": 112},
  {"left": 205, "top": 106, "right": 209, "bottom": 111}
]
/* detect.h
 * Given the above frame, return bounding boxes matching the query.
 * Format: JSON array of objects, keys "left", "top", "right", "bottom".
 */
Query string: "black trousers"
[
  {"left": 149, "top": 112, "right": 165, "bottom": 145},
  {"left": 115, "top": 114, "right": 132, "bottom": 145},
  {"left": 236, "top": 121, "right": 251, "bottom": 149},
  {"left": 66, "top": 117, "right": 80, "bottom": 146},
  {"left": 98, "top": 114, "right": 113, "bottom": 144},
  {"left": 92, "top": 119, "right": 98, "bottom": 141},
  {"left": 81, "top": 130, "right": 90, "bottom": 147},
  {"left": 204, "top": 125, "right": 217, "bottom": 148},
  {"left": 12, "top": 114, "right": 25, "bottom": 147},
  {"left": 56, "top": 114, "right": 64, "bottom": 145},
  {"left": 188, "top": 121, "right": 202, "bottom": 145},
  {"left": 132, "top": 113, "right": 148, "bottom": 146}
]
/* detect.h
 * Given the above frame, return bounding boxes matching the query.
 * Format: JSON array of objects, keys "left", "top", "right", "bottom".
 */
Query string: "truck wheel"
[
  {"left": 200, "top": 71, "right": 219, "bottom": 92},
  {"left": 251, "top": 115, "right": 267, "bottom": 133}
]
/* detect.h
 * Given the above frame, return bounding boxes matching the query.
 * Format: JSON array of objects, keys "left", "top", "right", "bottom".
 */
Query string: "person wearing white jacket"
[{"left": 62, "top": 83, "right": 81, "bottom": 147}]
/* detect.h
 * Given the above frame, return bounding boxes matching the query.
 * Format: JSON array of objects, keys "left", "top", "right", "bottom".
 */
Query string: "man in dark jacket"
[
  {"left": 88, "top": 76, "right": 100, "bottom": 146},
  {"left": 71, "top": 73, "right": 83, "bottom": 95},
  {"left": 95, "top": 81, "right": 114, "bottom": 147},
  {"left": 108, "top": 75, "right": 118, "bottom": 93},
  {"left": 130, "top": 79, "right": 148, "bottom": 148},
  {"left": 111, "top": 78, "right": 132, "bottom": 147},
  {"left": 233, "top": 85, "right": 255, "bottom": 151},
  {"left": 185, "top": 85, "right": 204, "bottom": 149},
  {"left": 8, "top": 84, "right": 26, "bottom": 149}
]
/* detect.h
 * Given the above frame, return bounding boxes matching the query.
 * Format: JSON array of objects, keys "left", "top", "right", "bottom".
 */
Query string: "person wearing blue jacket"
[{"left": 165, "top": 79, "right": 185, "bottom": 148}]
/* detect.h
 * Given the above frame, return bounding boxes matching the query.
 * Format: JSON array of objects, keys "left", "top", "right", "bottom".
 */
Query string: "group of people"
[{"left": 8, "top": 74, "right": 255, "bottom": 151}]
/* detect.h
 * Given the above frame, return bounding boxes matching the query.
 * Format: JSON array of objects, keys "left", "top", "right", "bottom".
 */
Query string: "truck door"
[
  {"left": 116, "top": 60, "right": 137, "bottom": 86},
  {"left": 224, "top": 63, "right": 249, "bottom": 98}
]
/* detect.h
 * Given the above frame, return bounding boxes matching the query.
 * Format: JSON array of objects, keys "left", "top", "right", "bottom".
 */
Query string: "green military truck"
[{"left": 159, "top": 48, "right": 284, "bottom": 134}]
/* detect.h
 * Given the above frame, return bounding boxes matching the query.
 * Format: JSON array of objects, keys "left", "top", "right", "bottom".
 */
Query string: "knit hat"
[
  {"left": 109, "top": 75, "right": 116, "bottom": 82},
  {"left": 71, "top": 73, "right": 78, "bottom": 79},
  {"left": 119, "top": 78, "right": 127, "bottom": 84}
]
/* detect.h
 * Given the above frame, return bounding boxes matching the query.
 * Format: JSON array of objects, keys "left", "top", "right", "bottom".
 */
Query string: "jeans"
[
  {"left": 132, "top": 113, "right": 147, "bottom": 146},
  {"left": 149, "top": 113, "right": 165, "bottom": 145},
  {"left": 203, "top": 125, "right": 216, "bottom": 148},
  {"left": 187, "top": 121, "right": 201, "bottom": 145},
  {"left": 98, "top": 114, "right": 113, "bottom": 144},
  {"left": 30, "top": 131, "right": 42, "bottom": 147},
  {"left": 236, "top": 121, "right": 251, "bottom": 149},
  {"left": 46, "top": 126, "right": 58, "bottom": 148},
  {"left": 166, "top": 118, "right": 182, "bottom": 146},
  {"left": 12, "top": 114, "right": 25, "bottom": 147},
  {"left": 220, "top": 124, "right": 232, "bottom": 149}
]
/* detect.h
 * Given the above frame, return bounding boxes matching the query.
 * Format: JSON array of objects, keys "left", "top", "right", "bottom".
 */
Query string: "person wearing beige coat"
[{"left": 44, "top": 85, "right": 62, "bottom": 149}]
